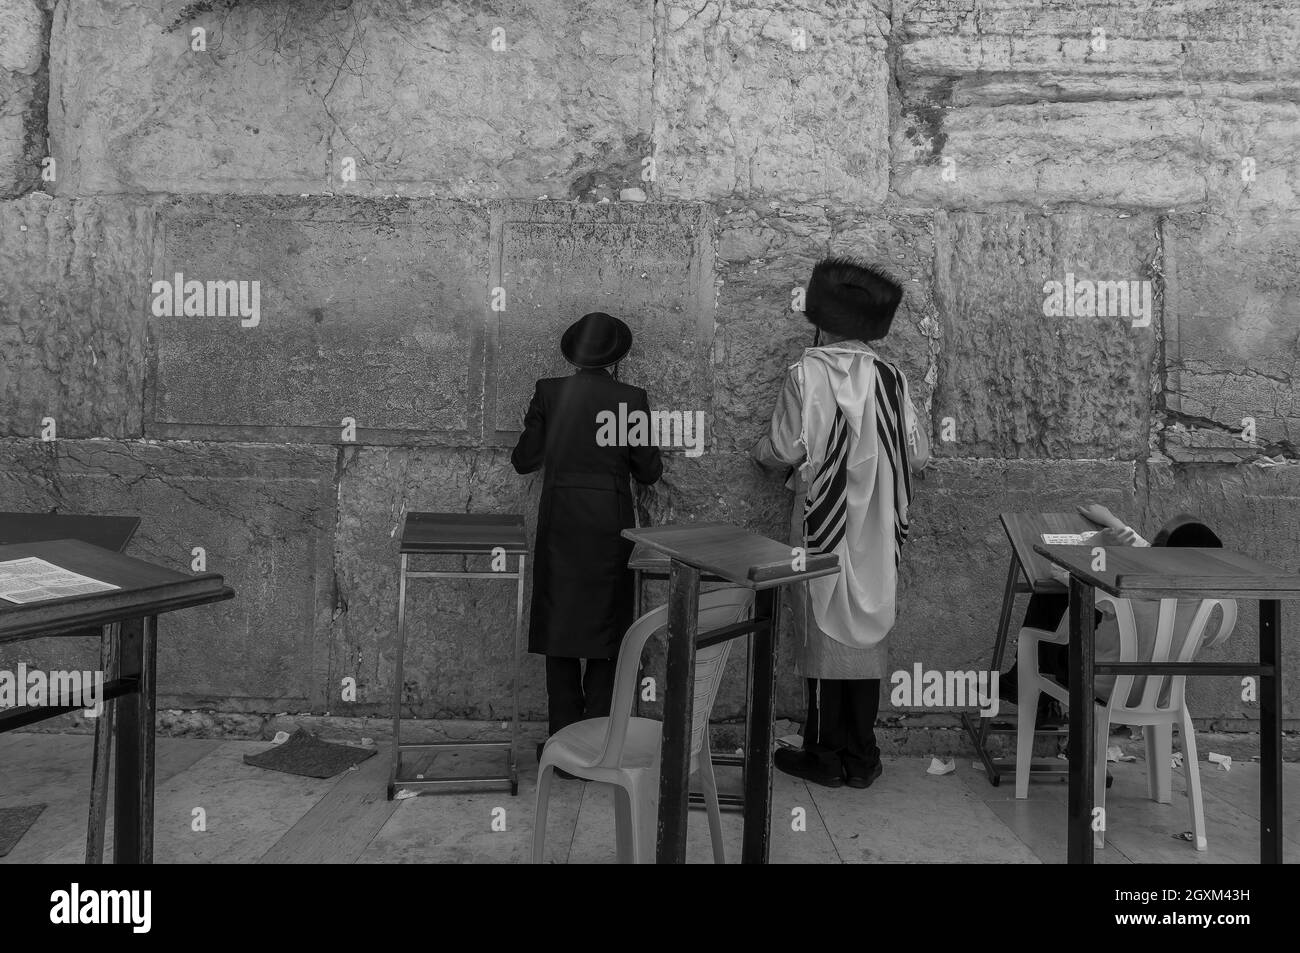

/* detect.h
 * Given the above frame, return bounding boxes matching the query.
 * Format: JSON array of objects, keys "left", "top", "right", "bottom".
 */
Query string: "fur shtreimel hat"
[{"left": 804, "top": 256, "right": 903, "bottom": 341}]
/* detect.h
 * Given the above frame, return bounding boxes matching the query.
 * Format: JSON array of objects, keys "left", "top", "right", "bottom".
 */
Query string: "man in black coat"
[{"left": 512, "top": 312, "right": 663, "bottom": 748}]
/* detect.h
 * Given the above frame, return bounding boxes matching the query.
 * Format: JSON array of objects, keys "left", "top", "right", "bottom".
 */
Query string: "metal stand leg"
[
  {"left": 962, "top": 554, "right": 1021, "bottom": 785},
  {"left": 741, "top": 587, "right": 779, "bottom": 864},
  {"left": 1067, "top": 579, "right": 1096, "bottom": 864},
  {"left": 656, "top": 559, "right": 700, "bottom": 863},
  {"left": 962, "top": 553, "right": 1068, "bottom": 787},
  {"left": 510, "top": 555, "right": 525, "bottom": 797},
  {"left": 387, "top": 554, "right": 409, "bottom": 801},
  {"left": 113, "top": 615, "right": 156, "bottom": 864},
  {"left": 86, "top": 622, "right": 118, "bottom": 863},
  {"left": 1260, "top": 599, "right": 1282, "bottom": 864}
]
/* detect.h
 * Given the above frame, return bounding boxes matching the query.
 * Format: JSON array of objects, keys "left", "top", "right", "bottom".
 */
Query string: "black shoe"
[
  {"left": 774, "top": 747, "right": 844, "bottom": 788},
  {"left": 845, "top": 761, "right": 883, "bottom": 789}
]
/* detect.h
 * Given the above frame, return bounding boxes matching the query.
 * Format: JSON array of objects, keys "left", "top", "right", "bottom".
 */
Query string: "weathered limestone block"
[
  {"left": 0, "top": 0, "right": 44, "bottom": 196},
  {"left": 331, "top": 447, "right": 541, "bottom": 721},
  {"left": 654, "top": 0, "right": 890, "bottom": 203},
  {"left": 895, "top": 1, "right": 1300, "bottom": 210},
  {"left": 1163, "top": 211, "right": 1300, "bottom": 459},
  {"left": 0, "top": 439, "right": 337, "bottom": 710},
  {"left": 712, "top": 204, "right": 940, "bottom": 453},
  {"left": 0, "top": 193, "right": 154, "bottom": 438},
  {"left": 48, "top": 0, "right": 652, "bottom": 198},
  {"left": 829, "top": 211, "right": 941, "bottom": 424},
  {"left": 890, "top": 459, "right": 1138, "bottom": 709},
  {"left": 48, "top": 0, "right": 330, "bottom": 194},
  {"left": 933, "top": 208, "right": 1159, "bottom": 458},
  {"left": 1141, "top": 461, "right": 1300, "bottom": 722},
  {"left": 148, "top": 196, "right": 490, "bottom": 444},
  {"left": 327, "top": 0, "right": 653, "bottom": 199},
  {"left": 491, "top": 201, "right": 714, "bottom": 442},
  {"left": 713, "top": 203, "right": 831, "bottom": 452}
]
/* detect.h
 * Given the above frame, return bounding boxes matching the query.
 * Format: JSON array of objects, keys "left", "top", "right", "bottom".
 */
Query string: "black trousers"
[
  {"left": 544, "top": 657, "right": 617, "bottom": 736},
  {"left": 801, "top": 677, "right": 881, "bottom": 772}
]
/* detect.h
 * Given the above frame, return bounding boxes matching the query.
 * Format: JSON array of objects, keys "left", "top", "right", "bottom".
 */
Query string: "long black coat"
[{"left": 511, "top": 369, "right": 663, "bottom": 658}]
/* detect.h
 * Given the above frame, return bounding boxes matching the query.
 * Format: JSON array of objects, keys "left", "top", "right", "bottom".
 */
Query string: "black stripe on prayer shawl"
[
  {"left": 805, "top": 410, "right": 850, "bottom": 554},
  {"left": 803, "top": 358, "right": 914, "bottom": 567},
  {"left": 875, "top": 361, "right": 914, "bottom": 510},
  {"left": 873, "top": 360, "right": 913, "bottom": 567}
]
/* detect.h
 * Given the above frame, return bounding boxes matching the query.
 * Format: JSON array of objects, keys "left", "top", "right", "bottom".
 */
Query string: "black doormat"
[
  {"left": 243, "top": 729, "right": 377, "bottom": 779},
  {"left": 0, "top": 804, "right": 46, "bottom": 857}
]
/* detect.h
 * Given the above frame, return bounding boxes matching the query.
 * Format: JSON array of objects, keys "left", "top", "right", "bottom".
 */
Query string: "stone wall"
[{"left": 1, "top": 0, "right": 1297, "bottom": 741}]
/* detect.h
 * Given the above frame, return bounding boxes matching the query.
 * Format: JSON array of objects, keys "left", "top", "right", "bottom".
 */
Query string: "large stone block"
[
  {"left": 147, "top": 196, "right": 490, "bottom": 444},
  {"left": 1162, "top": 211, "right": 1300, "bottom": 459},
  {"left": 48, "top": 0, "right": 330, "bottom": 194},
  {"left": 894, "top": 1, "right": 1300, "bottom": 210},
  {"left": 1141, "top": 461, "right": 1300, "bottom": 723},
  {"left": 331, "top": 446, "right": 541, "bottom": 720},
  {"left": 0, "top": 0, "right": 45, "bottom": 197},
  {"left": 712, "top": 203, "right": 831, "bottom": 452},
  {"left": 933, "top": 208, "right": 1159, "bottom": 458},
  {"left": 48, "top": 0, "right": 652, "bottom": 199},
  {"left": 490, "top": 201, "right": 715, "bottom": 441},
  {"left": 712, "top": 205, "right": 940, "bottom": 453},
  {"left": 0, "top": 439, "right": 337, "bottom": 710},
  {"left": 0, "top": 193, "right": 154, "bottom": 438},
  {"left": 653, "top": 0, "right": 890, "bottom": 203},
  {"left": 326, "top": 0, "right": 653, "bottom": 200}
]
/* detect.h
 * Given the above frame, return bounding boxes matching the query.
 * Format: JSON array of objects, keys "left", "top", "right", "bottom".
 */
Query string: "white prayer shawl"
[{"left": 797, "top": 346, "right": 915, "bottom": 651}]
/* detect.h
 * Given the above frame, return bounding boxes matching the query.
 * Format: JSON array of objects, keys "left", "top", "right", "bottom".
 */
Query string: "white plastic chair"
[
  {"left": 532, "top": 586, "right": 754, "bottom": 864},
  {"left": 1014, "top": 593, "right": 1236, "bottom": 851}
]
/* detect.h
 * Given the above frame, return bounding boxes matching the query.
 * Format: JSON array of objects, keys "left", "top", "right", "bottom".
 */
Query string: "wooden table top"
[
  {"left": 628, "top": 542, "right": 726, "bottom": 578},
  {"left": 0, "top": 539, "right": 234, "bottom": 642},
  {"left": 1034, "top": 544, "right": 1300, "bottom": 600},
  {"left": 399, "top": 513, "right": 528, "bottom": 555},
  {"left": 0, "top": 512, "right": 140, "bottom": 553},
  {"left": 622, "top": 523, "right": 839, "bottom": 590},
  {"left": 1001, "top": 512, "right": 1104, "bottom": 592}
]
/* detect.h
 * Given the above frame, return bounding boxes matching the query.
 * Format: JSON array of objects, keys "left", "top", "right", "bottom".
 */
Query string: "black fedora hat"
[
  {"left": 804, "top": 256, "right": 903, "bottom": 342},
  {"left": 561, "top": 312, "right": 632, "bottom": 368}
]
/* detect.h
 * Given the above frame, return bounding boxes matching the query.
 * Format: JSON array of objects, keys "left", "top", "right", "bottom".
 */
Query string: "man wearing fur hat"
[{"left": 752, "top": 258, "right": 930, "bottom": 789}]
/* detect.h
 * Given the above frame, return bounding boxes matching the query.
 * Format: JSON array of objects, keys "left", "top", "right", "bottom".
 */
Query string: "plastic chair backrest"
[
  {"left": 597, "top": 586, "right": 754, "bottom": 768},
  {"left": 1095, "top": 593, "right": 1236, "bottom": 715}
]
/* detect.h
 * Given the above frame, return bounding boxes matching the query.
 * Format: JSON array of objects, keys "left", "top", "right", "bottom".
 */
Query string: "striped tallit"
[{"left": 803, "top": 358, "right": 913, "bottom": 567}]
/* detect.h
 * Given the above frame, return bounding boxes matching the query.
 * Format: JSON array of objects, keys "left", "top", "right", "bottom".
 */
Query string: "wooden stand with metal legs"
[
  {"left": 386, "top": 513, "right": 528, "bottom": 800},
  {"left": 1034, "top": 543, "right": 1298, "bottom": 864},
  {"left": 623, "top": 523, "right": 840, "bottom": 865},
  {"left": 0, "top": 537, "right": 232, "bottom": 865}
]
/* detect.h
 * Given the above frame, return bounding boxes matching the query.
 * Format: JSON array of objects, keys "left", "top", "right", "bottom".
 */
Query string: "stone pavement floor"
[{"left": 2, "top": 731, "right": 1297, "bottom": 864}]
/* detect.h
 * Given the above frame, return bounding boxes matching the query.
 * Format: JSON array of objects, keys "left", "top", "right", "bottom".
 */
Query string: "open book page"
[{"left": 0, "top": 557, "right": 121, "bottom": 605}]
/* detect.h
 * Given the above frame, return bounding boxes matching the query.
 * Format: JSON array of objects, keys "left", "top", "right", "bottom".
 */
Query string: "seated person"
[
  {"left": 999, "top": 504, "right": 1142, "bottom": 723},
  {"left": 1004, "top": 511, "right": 1229, "bottom": 710},
  {"left": 1046, "top": 513, "right": 1229, "bottom": 707}
]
